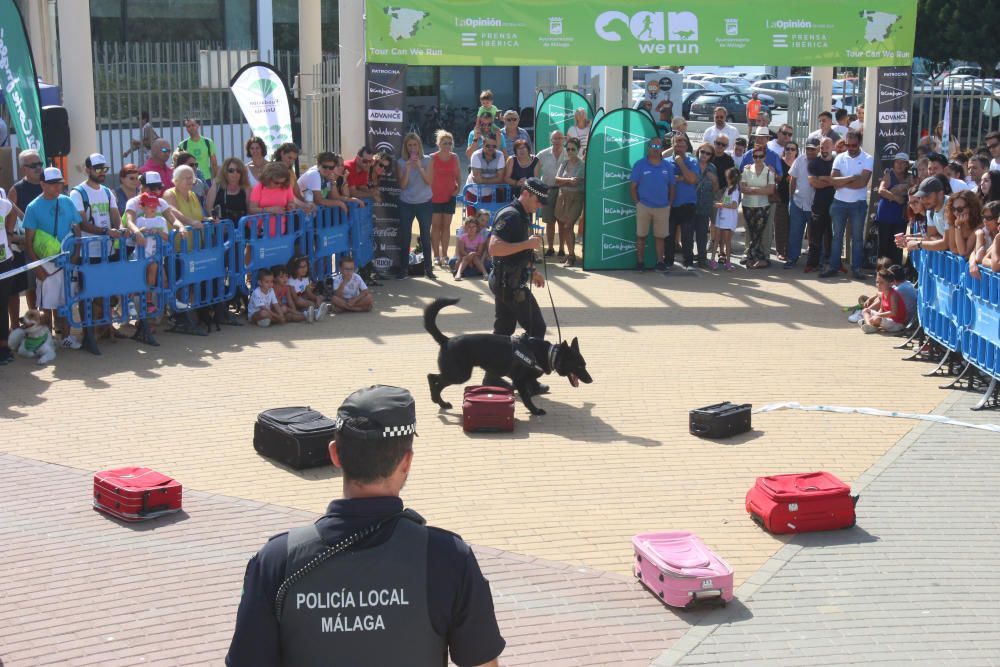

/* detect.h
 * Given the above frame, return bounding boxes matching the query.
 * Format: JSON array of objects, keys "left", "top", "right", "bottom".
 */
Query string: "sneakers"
[
  {"left": 803, "top": 265, "right": 816, "bottom": 274},
  {"left": 725, "top": 261, "right": 735, "bottom": 271},
  {"left": 783, "top": 260, "right": 797, "bottom": 269},
  {"left": 683, "top": 263, "right": 695, "bottom": 272},
  {"left": 655, "top": 261, "right": 669, "bottom": 273},
  {"left": 544, "top": 248, "right": 555, "bottom": 257},
  {"left": 257, "top": 318, "right": 271, "bottom": 328},
  {"left": 0, "top": 348, "right": 14, "bottom": 365},
  {"left": 847, "top": 311, "right": 863, "bottom": 323},
  {"left": 708, "top": 259, "right": 719, "bottom": 270},
  {"left": 819, "top": 268, "right": 839, "bottom": 278},
  {"left": 317, "top": 303, "right": 330, "bottom": 320},
  {"left": 861, "top": 323, "right": 879, "bottom": 334},
  {"left": 851, "top": 270, "right": 867, "bottom": 281},
  {"left": 61, "top": 335, "right": 82, "bottom": 350},
  {"left": 636, "top": 262, "right": 646, "bottom": 272},
  {"left": 306, "top": 306, "right": 316, "bottom": 323}
]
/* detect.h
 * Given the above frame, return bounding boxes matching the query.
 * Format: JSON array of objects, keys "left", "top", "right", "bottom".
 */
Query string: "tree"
[{"left": 916, "top": 0, "right": 1000, "bottom": 76}]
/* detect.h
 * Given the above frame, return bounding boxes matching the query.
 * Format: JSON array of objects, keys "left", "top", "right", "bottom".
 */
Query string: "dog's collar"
[{"left": 546, "top": 345, "right": 559, "bottom": 374}]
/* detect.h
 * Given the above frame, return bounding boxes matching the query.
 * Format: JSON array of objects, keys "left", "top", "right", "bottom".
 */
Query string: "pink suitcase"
[{"left": 633, "top": 531, "right": 734, "bottom": 608}]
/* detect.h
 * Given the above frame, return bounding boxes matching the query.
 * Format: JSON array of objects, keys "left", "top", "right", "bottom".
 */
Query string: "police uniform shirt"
[
  {"left": 491, "top": 200, "right": 533, "bottom": 268},
  {"left": 226, "top": 496, "right": 505, "bottom": 667}
]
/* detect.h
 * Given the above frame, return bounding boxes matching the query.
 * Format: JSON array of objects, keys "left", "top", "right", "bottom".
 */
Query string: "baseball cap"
[
  {"left": 915, "top": 176, "right": 944, "bottom": 197},
  {"left": 85, "top": 153, "right": 108, "bottom": 169},
  {"left": 893, "top": 152, "right": 911, "bottom": 162},
  {"left": 523, "top": 177, "right": 550, "bottom": 204},
  {"left": 139, "top": 192, "right": 160, "bottom": 208},
  {"left": 42, "top": 167, "right": 64, "bottom": 184},
  {"left": 805, "top": 137, "right": 821, "bottom": 148},
  {"left": 335, "top": 385, "right": 417, "bottom": 440},
  {"left": 140, "top": 171, "right": 163, "bottom": 187}
]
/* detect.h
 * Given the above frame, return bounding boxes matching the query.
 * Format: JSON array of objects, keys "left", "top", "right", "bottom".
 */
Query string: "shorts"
[
  {"left": 636, "top": 202, "right": 669, "bottom": 238},
  {"left": 37, "top": 264, "right": 66, "bottom": 310},
  {"left": 432, "top": 198, "right": 456, "bottom": 215},
  {"left": 540, "top": 186, "right": 560, "bottom": 223},
  {"left": 880, "top": 318, "right": 905, "bottom": 333},
  {"left": 8, "top": 250, "right": 29, "bottom": 294}
]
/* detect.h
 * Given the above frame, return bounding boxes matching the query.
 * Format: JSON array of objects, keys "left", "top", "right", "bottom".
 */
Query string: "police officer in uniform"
[
  {"left": 227, "top": 385, "right": 505, "bottom": 667},
  {"left": 486, "top": 177, "right": 550, "bottom": 391}
]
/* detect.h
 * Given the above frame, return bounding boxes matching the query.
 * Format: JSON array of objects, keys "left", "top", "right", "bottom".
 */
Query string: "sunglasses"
[
  {"left": 698, "top": 151, "right": 712, "bottom": 157},
  {"left": 780, "top": 131, "right": 792, "bottom": 136},
  {"left": 753, "top": 153, "right": 766, "bottom": 159},
  {"left": 91, "top": 166, "right": 109, "bottom": 173},
  {"left": 320, "top": 164, "right": 337, "bottom": 170},
  {"left": 159, "top": 147, "right": 171, "bottom": 153},
  {"left": 786, "top": 146, "right": 798, "bottom": 152},
  {"left": 566, "top": 147, "right": 578, "bottom": 152},
  {"left": 379, "top": 162, "right": 391, "bottom": 168},
  {"left": 984, "top": 213, "right": 998, "bottom": 220},
  {"left": 226, "top": 167, "right": 241, "bottom": 174},
  {"left": 714, "top": 141, "right": 727, "bottom": 147},
  {"left": 24, "top": 162, "right": 43, "bottom": 169},
  {"left": 505, "top": 117, "right": 518, "bottom": 122},
  {"left": 484, "top": 144, "right": 497, "bottom": 149},
  {"left": 440, "top": 140, "right": 454, "bottom": 145}
]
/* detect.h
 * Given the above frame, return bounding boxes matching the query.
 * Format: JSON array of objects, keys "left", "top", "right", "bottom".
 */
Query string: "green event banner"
[
  {"left": 0, "top": 0, "right": 46, "bottom": 160},
  {"left": 534, "top": 90, "right": 592, "bottom": 152},
  {"left": 366, "top": 1, "right": 917, "bottom": 66},
  {"left": 582, "top": 109, "right": 657, "bottom": 270}
]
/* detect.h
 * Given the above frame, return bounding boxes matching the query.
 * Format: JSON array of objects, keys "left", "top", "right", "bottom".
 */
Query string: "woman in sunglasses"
[
  {"left": 774, "top": 141, "right": 798, "bottom": 261},
  {"left": 207, "top": 158, "right": 252, "bottom": 223},
  {"left": 430, "top": 130, "right": 460, "bottom": 267},
  {"left": 970, "top": 200, "right": 1000, "bottom": 279},
  {"left": 693, "top": 143, "right": 719, "bottom": 267},
  {"left": 945, "top": 189, "right": 983, "bottom": 259},
  {"left": 741, "top": 148, "right": 776, "bottom": 269}
]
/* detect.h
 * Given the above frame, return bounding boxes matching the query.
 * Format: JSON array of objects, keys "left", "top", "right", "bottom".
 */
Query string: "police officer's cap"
[
  {"left": 335, "top": 385, "right": 418, "bottom": 439},
  {"left": 523, "top": 177, "right": 549, "bottom": 204}
]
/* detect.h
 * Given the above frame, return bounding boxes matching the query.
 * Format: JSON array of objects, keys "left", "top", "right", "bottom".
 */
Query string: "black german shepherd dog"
[{"left": 424, "top": 298, "right": 593, "bottom": 415}]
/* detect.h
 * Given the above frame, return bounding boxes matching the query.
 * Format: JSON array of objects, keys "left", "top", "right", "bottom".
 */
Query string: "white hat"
[
  {"left": 753, "top": 126, "right": 770, "bottom": 137},
  {"left": 140, "top": 171, "right": 163, "bottom": 186},
  {"left": 86, "top": 153, "right": 108, "bottom": 168},
  {"left": 42, "top": 167, "right": 64, "bottom": 183}
]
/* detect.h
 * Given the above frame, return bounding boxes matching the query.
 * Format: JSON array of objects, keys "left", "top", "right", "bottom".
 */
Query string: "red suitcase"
[
  {"left": 93, "top": 467, "right": 183, "bottom": 521},
  {"left": 746, "top": 471, "right": 857, "bottom": 534},
  {"left": 462, "top": 386, "right": 515, "bottom": 432}
]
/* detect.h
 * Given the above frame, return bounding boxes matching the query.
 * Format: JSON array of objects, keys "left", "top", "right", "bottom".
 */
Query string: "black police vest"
[
  {"left": 278, "top": 517, "right": 446, "bottom": 667},
  {"left": 491, "top": 202, "right": 533, "bottom": 284}
]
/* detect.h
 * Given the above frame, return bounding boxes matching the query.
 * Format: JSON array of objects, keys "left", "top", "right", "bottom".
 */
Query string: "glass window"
[{"left": 480, "top": 67, "right": 516, "bottom": 114}]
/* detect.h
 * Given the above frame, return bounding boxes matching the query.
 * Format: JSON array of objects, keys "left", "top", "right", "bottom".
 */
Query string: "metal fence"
[
  {"left": 300, "top": 57, "right": 341, "bottom": 161},
  {"left": 92, "top": 41, "right": 298, "bottom": 182},
  {"left": 910, "top": 79, "right": 1000, "bottom": 154},
  {"left": 787, "top": 78, "right": 823, "bottom": 144}
]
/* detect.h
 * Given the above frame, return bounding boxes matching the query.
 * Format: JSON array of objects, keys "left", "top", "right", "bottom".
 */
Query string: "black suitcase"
[
  {"left": 254, "top": 407, "right": 337, "bottom": 469},
  {"left": 689, "top": 402, "right": 752, "bottom": 439}
]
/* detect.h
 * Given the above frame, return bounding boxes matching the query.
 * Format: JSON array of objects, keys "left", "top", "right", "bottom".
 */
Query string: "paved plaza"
[{"left": 1, "top": 260, "right": 990, "bottom": 665}]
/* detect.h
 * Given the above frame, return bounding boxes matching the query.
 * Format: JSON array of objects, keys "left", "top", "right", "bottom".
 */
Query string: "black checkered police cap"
[
  {"left": 335, "top": 385, "right": 418, "bottom": 439},
  {"left": 523, "top": 177, "right": 549, "bottom": 204}
]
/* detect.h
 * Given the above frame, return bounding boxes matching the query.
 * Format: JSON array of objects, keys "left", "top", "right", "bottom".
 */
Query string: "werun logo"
[
  {"left": 878, "top": 111, "right": 907, "bottom": 124},
  {"left": 601, "top": 234, "right": 636, "bottom": 260},
  {"left": 603, "top": 127, "right": 647, "bottom": 154},
  {"left": 878, "top": 84, "right": 908, "bottom": 105},
  {"left": 249, "top": 79, "right": 278, "bottom": 99},
  {"left": 368, "top": 82, "right": 402, "bottom": 102},
  {"left": 594, "top": 11, "right": 699, "bottom": 54},
  {"left": 368, "top": 109, "right": 403, "bottom": 123},
  {"left": 602, "top": 198, "right": 636, "bottom": 225}
]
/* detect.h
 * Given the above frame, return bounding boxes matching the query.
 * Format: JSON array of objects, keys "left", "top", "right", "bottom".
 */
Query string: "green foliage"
[{"left": 916, "top": 0, "right": 1000, "bottom": 75}]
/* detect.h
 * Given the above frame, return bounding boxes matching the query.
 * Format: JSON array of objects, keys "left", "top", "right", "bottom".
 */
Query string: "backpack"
[
  {"left": 178, "top": 137, "right": 215, "bottom": 162},
  {"left": 73, "top": 184, "right": 115, "bottom": 226}
]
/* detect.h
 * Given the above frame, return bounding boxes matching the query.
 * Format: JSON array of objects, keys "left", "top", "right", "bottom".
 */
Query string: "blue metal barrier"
[
  {"left": 58, "top": 234, "right": 165, "bottom": 327},
  {"left": 349, "top": 201, "right": 375, "bottom": 268},
  {"left": 166, "top": 220, "right": 240, "bottom": 310},
  {"left": 308, "top": 205, "right": 351, "bottom": 280},
  {"left": 917, "top": 250, "right": 965, "bottom": 352},
  {"left": 960, "top": 266, "right": 1000, "bottom": 383},
  {"left": 240, "top": 211, "right": 305, "bottom": 293},
  {"left": 459, "top": 184, "right": 513, "bottom": 226}
]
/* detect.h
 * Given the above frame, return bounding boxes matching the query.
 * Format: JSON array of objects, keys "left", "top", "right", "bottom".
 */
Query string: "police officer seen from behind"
[
  {"left": 486, "top": 177, "right": 549, "bottom": 391},
  {"left": 226, "top": 385, "right": 505, "bottom": 667}
]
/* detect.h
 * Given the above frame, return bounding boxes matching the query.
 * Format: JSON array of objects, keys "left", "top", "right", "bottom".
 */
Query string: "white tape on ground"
[{"left": 755, "top": 401, "right": 1000, "bottom": 434}]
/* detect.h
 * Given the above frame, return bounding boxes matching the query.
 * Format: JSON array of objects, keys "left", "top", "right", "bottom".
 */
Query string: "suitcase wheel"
[
  {"left": 658, "top": 573, "right": 664, "bottom": 582},
  {"left": 750, "top": 512, "right": 764, "bottom": 529},
  {"left": 843, "top": 517, "right": 857, "bottom": 529},
  {"left": 635, "top": 569, "right": 642, "bottom": 580},
  {"left": 658, "top": 591, "right": 664, "bottom": 599},
  {"left": 636, "top": 554, "right": 642, "bottom": 563}
]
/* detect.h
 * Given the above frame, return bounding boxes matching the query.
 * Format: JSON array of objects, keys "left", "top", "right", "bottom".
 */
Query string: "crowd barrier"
[
  {"left": 54, "top": 202, "right": 373, "bottom": 328},
  {"left": 913, "top": 249, "right": 1000, "bottom": 409}
]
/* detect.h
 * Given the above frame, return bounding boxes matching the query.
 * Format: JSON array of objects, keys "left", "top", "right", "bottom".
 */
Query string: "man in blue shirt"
[
  {"left": 664, "top": 132, "right": 701, "bottom": 270},
  {"left": 23, "top": 167, "right": 80, "bottom": 345},
  {"left": 630, "top": 137, "right": 675, "bottom": 272}
]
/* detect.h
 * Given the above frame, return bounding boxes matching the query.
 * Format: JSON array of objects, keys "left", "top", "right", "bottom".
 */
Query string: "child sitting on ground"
[
  {"left": 330, "top": 256, "right": 373, "bottom": 312},
  {"left": 248, "top": 268, "right": 285, "bottom": 327},
  {"left": 135, "top": 192, "right": 169, "bottom": 314},
  {"left": 288, "top": 255, "right": 328, "bottom": 315},
  {"left": 889, "top": 264, "right": 917, "bottom": 324},
  {"left": 711, "top": 168, "right": 740, "bottom": 270},
  {"left": 452, "top": 217, "right": 488, "bottom": 280},
  {"left": 859, "top": 268, "right": 908, "bottom": 334},
  {"left": 848, "top": 257, "right": 894, "bottom": 323},
  {"left": 271, "top": 265, "right": 309, "bottom": 323}
]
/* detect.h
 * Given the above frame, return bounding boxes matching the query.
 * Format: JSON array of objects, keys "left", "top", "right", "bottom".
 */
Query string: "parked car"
[
  {"left": 746, "top": 73, "right": 777, "bottom": 83},
  {"left": 681, "top": 89, "right": 711, "bottom": 119},
  {"left": 701, "top": 74, "right": 753, "bottom": 89},
  {"left": 682, "top": 79, "right": 730, "bottom": 92},
  {"left": 749, "top": 80, "right": 790, "bottom": 108},
  {"left": 684, "top": 73, "right": 714, "bottom": 82},
  {"left": 831, "top": 94, "right": 860, "bottom": 115},
  {"left": 689, "top": 92, "right": 772, "bottom": 123}
]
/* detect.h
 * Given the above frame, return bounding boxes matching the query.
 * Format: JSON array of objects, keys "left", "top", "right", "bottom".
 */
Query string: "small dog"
[
  {"left": 424, "top": 298, "right": 593, "bottom": 415},
  {"left": 9, "top": 309, "right": 58, "bottom": 365}
]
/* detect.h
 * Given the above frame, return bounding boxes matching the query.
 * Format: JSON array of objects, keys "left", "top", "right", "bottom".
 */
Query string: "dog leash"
[{"left": 538, "top": 250, "right": 563, "bottom": 344}]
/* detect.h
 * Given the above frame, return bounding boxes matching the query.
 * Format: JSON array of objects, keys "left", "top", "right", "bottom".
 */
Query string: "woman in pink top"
[
  {"left": 248, "top": 162, "right": 308, "bottom": 237},
  {"left": 430, "top": 130, "right": 460, "bottom": 267}
]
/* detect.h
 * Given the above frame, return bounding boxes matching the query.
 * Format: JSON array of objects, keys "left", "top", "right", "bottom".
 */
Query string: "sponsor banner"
[
  {"left": 637, "top": 71, "right": 683, "bottom": 128},
  {"left": 365, "top": 0, "right": 917, "bottom": 66},
  {"left": 229, "top": 62, "right": 294, "bottom": 156},
  {"left": 366, "top": 63, "right": 408, "bottom": 275},
  {"left": 535, "top": 90, "right": 592, "bottom": 152},
  {"left": 0, "top": 0, "right": 46, "bottom": 159},
  {"left": 873, "top": 66, "right": 912, "bottom": 176},
  {"left": 583, "top": 109, "right": 658, "bottom": 270}
]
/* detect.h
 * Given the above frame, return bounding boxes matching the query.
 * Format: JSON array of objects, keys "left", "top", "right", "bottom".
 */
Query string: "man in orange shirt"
[{"left": 746, "top": 92, "right": 761, "bottom": 126}]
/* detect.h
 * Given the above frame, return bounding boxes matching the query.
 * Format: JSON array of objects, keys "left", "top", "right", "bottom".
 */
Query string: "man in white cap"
[
  {"left": 22, "top": 167, "right": 81, "bottom": 348},
  {"left": 69, "top": 153, "right": 124, "bottom": 354}
]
